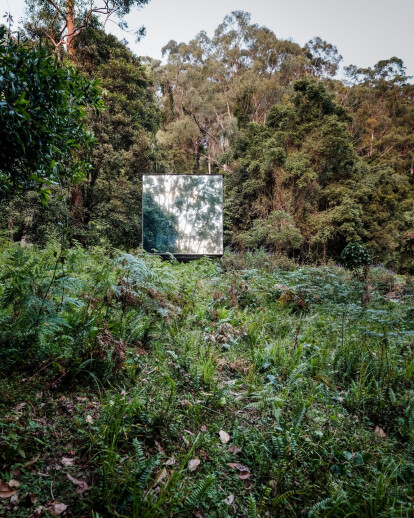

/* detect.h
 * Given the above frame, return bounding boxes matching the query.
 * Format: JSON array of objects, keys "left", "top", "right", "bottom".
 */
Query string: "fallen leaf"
[
  {"left": 223, "top": 493, "right": 234, "bottom": 505},
  {"left": 228, "top": 462, "right": 251, "bottom": 477},
  {"left": 375, "top": 426, "right": 387, "bottom": 438},
  {"left": 86, "top": 415, "right": 93, "bottom": 424},
  {"left": 0, "top": 482, "right": 18, "bottom": 499},
  {"left": 61, "top": 457, "right": 74, "bottom": 466},
  {"left": 193, "top": 510, "right": 206, "bottom": 518},
  {"left": 67, "top": 474, "right": 89, "bottom": 494},
  {"left": 45, "top": 502, "right": 68, "bottom": 516},
  {"left": 228, "top": 445, "right": 242, "bottom": 454},
  {"left": 21, "top": 455, "right": 40, "bottom": 469},
  {"left": 15, "top": 402, "right": 27, "bottom": 411},
  {"left": 219, "top": 430, "right": 230, "bottom": 444},
  {"left": 164, "top": 455, "right": 176, "bottom": 466},
  {"left": 10, "top": 492, "right": 19, "bottom": 504},
  {"left": 152, "top": 467, "right": 168, "bottom": 487},
  {"left": 76, "top": 397, "right": 88, "bottom": 402},
  {"left": 188, "top": 458, "right": 201, "bottom": 472},
  {"left": 155, "top": 440, "right": 165, "bottom": 454},
  {"left": 8, "top": 480, "right": 20, "bottom": 488},
  {"left": 199, "top": 449, "right": 210, "bottom": 460},
  {"left": 200, "top": 425, "right": 208, "bottom": 433},
  {"left": 25, "top": 493, "right": 37, "bottom": 505}
]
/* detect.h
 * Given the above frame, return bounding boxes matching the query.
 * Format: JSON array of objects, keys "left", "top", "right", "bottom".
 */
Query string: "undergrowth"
[{"left": 0, "top": 241, "right": 413, "bottom": 517}]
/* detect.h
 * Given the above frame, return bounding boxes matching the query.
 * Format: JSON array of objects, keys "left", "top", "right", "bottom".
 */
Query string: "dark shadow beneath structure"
[{"left": 159, "top": 253, "right": 223, "bottom": 263}]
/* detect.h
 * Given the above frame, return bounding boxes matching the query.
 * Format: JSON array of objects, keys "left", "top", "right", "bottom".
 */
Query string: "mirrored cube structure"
[{"left": 142, "top": 175, "right": 223, "bottom": 258}]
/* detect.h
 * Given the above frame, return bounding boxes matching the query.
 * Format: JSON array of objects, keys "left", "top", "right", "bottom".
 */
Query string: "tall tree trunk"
[{"left": 66, "top": 0, "right": 76, "bottom": 56}]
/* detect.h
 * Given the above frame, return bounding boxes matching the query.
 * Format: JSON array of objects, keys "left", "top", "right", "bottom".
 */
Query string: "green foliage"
[
  {"left": 0, "top": 247, "right": 413, "bottom": 516},
  {"left": 0, "top": 27, "right": 161, "bottom": 248},
  {"left": 0, "top": 27, "right": 103, "bottom": 199},
  {"left": 2, "top": 10, "right": 413, "bottom": 271},
  {"left": 151, "top": 12, "right": 413, "bottom": 272},
  {"left": 237, "top": 211, "right": 302, "bottom": 253},
  {"left": 341, "top": 242, "right": 372, "bottom": 270}
]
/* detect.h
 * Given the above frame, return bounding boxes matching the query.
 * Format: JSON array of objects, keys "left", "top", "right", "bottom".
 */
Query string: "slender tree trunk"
[
  {"left": 369, "top": 130, "right": 374, "bottom": 157},
  {"left": 362, "top": 265, "right": 371, "bottom": 306},
  {"left": 66, "top": 0, "right": 76, "bottom": 56}
]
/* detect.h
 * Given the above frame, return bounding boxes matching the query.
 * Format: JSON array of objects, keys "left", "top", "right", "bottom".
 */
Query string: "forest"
[{"left": 0, "top": 1, "right": 413, "bottom": 517}]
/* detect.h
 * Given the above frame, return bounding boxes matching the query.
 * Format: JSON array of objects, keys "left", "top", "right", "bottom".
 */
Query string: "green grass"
[{"left": 0, "top": 242, "right": 413, "bottom": 516}]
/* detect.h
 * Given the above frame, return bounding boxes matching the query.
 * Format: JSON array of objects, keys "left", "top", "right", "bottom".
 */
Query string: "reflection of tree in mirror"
[
  {"left": 142, "top": 175, "right": 223, "bottom": 254},
  {"left": 142, "top": 191, "right": 180, "bottom": 253}
]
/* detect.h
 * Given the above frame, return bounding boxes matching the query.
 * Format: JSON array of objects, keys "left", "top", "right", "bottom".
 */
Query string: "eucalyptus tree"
[
  {"left": 24, "top": 0, "right": 149, "bottom": 55},
  {"left": 157, "top": 11, "right": 309, "bottom": 174}
]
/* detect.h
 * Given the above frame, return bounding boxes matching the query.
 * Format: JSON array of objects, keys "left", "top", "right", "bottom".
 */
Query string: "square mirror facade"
[{"left": 142, "top": 175, "right": 223, "bottom": 255}]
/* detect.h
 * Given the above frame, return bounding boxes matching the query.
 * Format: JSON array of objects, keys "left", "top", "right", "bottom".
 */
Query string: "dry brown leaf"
[
  {"left": 200, "top": 425, "right": 208, "bottom": 433},
  {"left": 180, "top": 400, "right": 193, "bottom": 407},
  {"left": 0, "top": 481, "right": 18, "bottom": 499},
  {"left": 155, "top": 440, "right": 165, "bottom": 454},
  {"left": 15, "top": 402, "right": 27, "bottom": 411},
  {"left": 76, "top": 397, "right": 88, "bottom": 402},
  {"left": 223, "top": 493, "right": 234, "bottom": 505},
  {"left": 199, "top": 449, "right": 209, "bottom": 461},
  {"left": 8, "top": 480, "right": 20, "bottom": 488},
  {"left": 21, "top": 455, "right": 40, "bottom": 469},
  {"left": 228, "top": 445, "right": 242, "bottom": 454},
  {"left": 25, "top": 493, "right": 37, "bottom": 505},
  {"left": 228, "top": 463, "right": 250, "bottom": 474},
  {"left": 66, "top": 474, "right": 89, "bottom": 494},
  {"left": 45, "top": 502, "right": 68, "bottom": 515},
  {"left": 10, "top": 492, "right": 19, "bottom": 504},
  {"left": 375, "top": 426, "right": 387, "bottom": 438},
  {"left": 153, "top": 468, "right": 168, "bottom": 487},
  {"left": 188, "top": 458, "right": 201, "bottom": 472},
  {"left": 239, "top": 470, "right": 251, "bottom": 480},
  {"left": 33, "top": 505, "right": 45, "bottom": 516},
  {"left": 164, "top": 455, "right": 176, "bottom": 466},
  {"left": 61, "top": 457, "right": 74, "bottom": 466},
  {"left": 86, "top": 415, "right": 94, "bottom": 424},
  {"left": 219, "top": 430, "right": 230, "bottom": 444}
]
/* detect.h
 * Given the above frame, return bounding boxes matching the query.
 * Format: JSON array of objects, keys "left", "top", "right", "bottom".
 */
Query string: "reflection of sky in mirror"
[{"left": 143, "top": 175, "right": 223, "bottom": 254}]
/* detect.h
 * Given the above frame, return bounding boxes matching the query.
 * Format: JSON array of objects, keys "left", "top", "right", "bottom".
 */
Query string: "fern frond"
[
  {"left": 185, "top": 474, "right": 215, "bottom": 509},
  {"left": 247, "top": 494, "right": 258, "bottom": 518}
]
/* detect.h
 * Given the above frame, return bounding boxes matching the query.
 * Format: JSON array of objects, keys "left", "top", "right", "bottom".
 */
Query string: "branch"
[
  {"left": 45, "top": 0, "right": 65, "bottom": 17},
  {"left": 192, "top": 114, "right": 219, "bottom": 143}
]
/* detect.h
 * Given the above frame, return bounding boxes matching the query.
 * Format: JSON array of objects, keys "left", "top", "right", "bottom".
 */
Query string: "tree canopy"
[
  {"left": 25, "top": 0, "right": 149, "bottom": 55},
  {"left": 0, "top": 9, "right": 413, "bottom": 271}
]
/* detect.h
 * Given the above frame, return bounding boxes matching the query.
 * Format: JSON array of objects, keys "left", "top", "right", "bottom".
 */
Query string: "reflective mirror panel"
[{"left": 142, "top": 175, "right": 223, "bottom": 255}]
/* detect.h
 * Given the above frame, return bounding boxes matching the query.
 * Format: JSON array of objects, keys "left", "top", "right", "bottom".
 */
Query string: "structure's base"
[{"left": 158, "top": 254, "right": 223, "bottom": 263}]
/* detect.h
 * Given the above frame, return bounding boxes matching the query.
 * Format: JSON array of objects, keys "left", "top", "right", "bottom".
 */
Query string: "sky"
[{"left": 3, "top": 0, "right": 414, "bottom": 78}]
